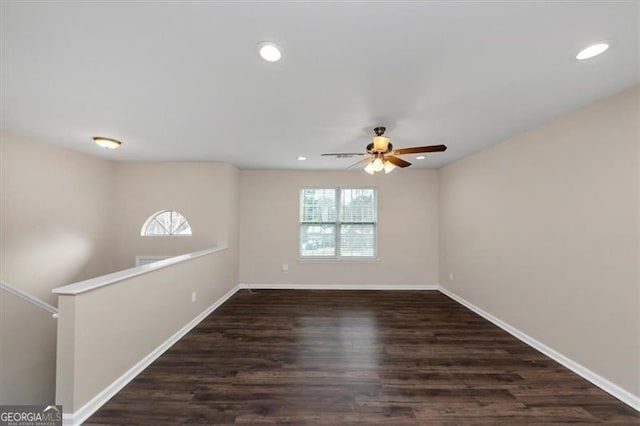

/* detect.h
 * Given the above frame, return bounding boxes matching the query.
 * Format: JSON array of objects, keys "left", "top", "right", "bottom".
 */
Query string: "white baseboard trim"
[
  {"left": 239, "top": 283, "right": 439, "bottom": 290},
  {"left": 61, "top": 282, "right": 638, "bottom": 424},
  {"left": 63, "top": 284, "right": 241, "bottom": 426},
  {"left": 438, "top": 286, "right": 640, "bottom": 412}
]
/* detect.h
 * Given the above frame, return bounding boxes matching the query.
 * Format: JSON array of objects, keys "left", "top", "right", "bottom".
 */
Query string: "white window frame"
[
  {"left": 299, "top": 187, "right": 378, "bottom": 262},
  {"left": 140, "top": 210, "right": 193, "bottom": 237}
]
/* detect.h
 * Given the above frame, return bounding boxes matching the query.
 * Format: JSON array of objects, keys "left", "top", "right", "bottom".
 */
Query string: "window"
[
  {"left": 299, "top": 188, "right": 376, "bottom": 258},
  {"left": 141, "top": 210, "right": 192, "bottom": 236}
]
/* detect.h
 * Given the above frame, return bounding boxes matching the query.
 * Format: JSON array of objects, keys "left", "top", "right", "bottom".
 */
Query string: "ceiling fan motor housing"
[
  {"left": 367, "top": 142, "right": 393, "bottom": 155},
  {"left": 372, "top": 126, "right": 392, "bottom": 153}
]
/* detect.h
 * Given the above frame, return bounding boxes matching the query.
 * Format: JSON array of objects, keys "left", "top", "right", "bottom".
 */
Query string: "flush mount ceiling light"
[
  {"left": 258, "top": 42, "right": 282, "bottom": 62},
  {"left": 93, "top": 136, "right": 121, "bottom": 149},
  {"left": 416, "top": 155, "right": 426, "bottom": 160},
  {"left": 576, "top": 42, "right": 610, "bottom": 60},
  {"left": 297, "top": 156, "right": 307, "bottom": 161}
]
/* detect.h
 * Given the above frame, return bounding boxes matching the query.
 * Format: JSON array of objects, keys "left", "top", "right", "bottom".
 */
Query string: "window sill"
[{"left": 298, "top": 257, "right": 380, "bottom": 264}]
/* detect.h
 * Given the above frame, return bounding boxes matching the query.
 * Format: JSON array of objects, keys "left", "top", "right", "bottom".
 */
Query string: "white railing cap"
[{"left": 52, "top": 246, "right": 228, "bottom": 296}]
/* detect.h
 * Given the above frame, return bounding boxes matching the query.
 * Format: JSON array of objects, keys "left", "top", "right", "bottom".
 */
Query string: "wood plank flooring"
[{"left": 87, "top": 290, "right": 639, "bottom": 424}]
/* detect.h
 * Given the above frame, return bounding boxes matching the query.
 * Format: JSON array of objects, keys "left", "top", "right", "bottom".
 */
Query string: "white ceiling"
[{"left": 1, "top": 1, "right": 638, "bottom": 170}]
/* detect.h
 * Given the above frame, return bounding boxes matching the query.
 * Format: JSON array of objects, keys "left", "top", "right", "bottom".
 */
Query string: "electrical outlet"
[
  {"left": 192, "top": 291, "right": 197, "bottom": 302},
  {"left": 449, "top": 272, "right": 454, "bottom": 281},
  {"left": 282, "top": 263, "right": 289, "bottom": 273}
]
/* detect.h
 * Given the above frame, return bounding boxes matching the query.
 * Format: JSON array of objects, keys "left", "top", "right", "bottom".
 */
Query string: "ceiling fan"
[{"left": 322, "top": 127, "right": 447, "bottom": 174}]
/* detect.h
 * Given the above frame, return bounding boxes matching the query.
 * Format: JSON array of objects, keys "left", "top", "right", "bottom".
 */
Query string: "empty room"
[{"left": 0, "top": 1, "right": 638, "bottom": 425}]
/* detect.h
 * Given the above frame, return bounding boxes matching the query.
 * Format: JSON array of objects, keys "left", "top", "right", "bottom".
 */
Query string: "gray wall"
[
  {"left": 1, "top": 133, "right": 113, "bottom": 404},
  {"left": 111, "top": 161, "right": 240, "bottom": 271},
  {"left": 0, "top": 134, "right": 241, "bottom": 404},
  {"left": 239, "top": 169, "right": 439, "bottom": 286},
  {"left": 439, "top": 86, "right": 639, "bottom": 397},
  {"left": 1, "top": 132, "right": 114, "bottom": 305}
]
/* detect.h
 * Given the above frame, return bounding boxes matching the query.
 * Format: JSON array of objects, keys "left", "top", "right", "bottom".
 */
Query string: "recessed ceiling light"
[
  {"left": 258, "top": 42, "right": 282, "bottom": 62},
  {"left": 93, "top": 136, "right": 121, "bottom": 149},
  {"left": 416, "top": 155, "right": 426, "bottom": 160},
  {"left": 576, "top": 42, "right": 610, "bottom": 60},
  {"left": 297, "top": 156, "right": 306, "bottom": 161}
]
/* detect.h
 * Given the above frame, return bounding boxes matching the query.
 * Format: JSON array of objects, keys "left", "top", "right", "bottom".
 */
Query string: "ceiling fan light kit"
[
  {"left": 364, "top": 162, "right": 376, "bottom": 175},
  {"left": 383, "top": 160, "right": 396, "bottom": 174},
  {"left": 322, "top": 126, "right": 447, "bottom": 175},
  {"left": 372, "top": 157, "right": 385, "bottom": 171}
]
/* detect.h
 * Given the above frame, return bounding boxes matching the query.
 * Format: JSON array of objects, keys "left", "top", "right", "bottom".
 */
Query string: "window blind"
[{"left": 299, "top": 188, "right": 376, "bottom": 258}]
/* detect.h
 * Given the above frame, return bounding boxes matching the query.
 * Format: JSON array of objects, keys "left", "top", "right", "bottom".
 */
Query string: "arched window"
[{"left": 141, "top": 210, "right": 192, "bottom": 236}]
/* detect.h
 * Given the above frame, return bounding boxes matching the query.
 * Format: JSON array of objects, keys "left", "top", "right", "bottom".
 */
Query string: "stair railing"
[{"left": 0, "top": 280, "right": 59, "bottom": 318}]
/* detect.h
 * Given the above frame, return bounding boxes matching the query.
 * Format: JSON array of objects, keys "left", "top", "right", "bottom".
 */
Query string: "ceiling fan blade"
[
  {"left": 393, "top": 144, "right": 447, "bottom": 155},
  {"left": 321, "top": 152, "right": 367, "bottom": 158},
  {"left": 347, "top": 158, "right": 370, "bottom": 170},
  {"left": 386, "top": 155, "right": 412, "bottom": 168}
]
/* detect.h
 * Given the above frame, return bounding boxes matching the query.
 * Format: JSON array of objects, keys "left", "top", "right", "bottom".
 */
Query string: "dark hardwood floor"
[{"left": 87, "top": 290, "right": 639, "bottom": 424}]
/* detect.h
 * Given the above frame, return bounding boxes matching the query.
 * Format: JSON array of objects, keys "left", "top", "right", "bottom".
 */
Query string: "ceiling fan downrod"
[{"left": 373, "top": 126, "right": 386, "bottom": 137}]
